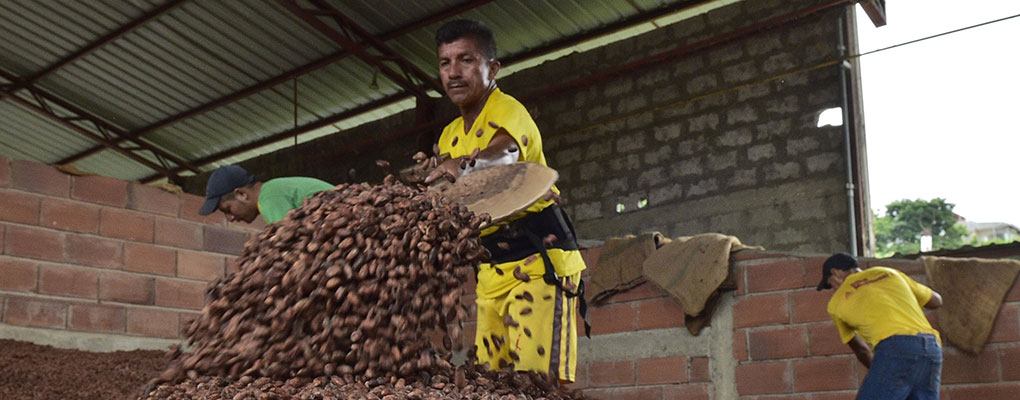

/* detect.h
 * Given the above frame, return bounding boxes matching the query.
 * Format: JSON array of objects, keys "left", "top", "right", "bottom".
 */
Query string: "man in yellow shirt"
[
  {"left": 818, "top": 253, "right": 944, "bottom": 400},
  {"left": 427, "top": 19, "right": 587, "bottom": 382}
]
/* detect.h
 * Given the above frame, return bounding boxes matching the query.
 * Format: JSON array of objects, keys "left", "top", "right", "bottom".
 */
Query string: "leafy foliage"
[{"left": 873, "top": 198, "right": 969, "bottom": 257}]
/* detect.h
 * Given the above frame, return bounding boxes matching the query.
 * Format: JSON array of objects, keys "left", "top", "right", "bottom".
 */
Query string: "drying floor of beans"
[
  {"left": 0, "top": 339, "right": 169, "bottom": 400},
  {"left": 1, "top": 339, "right": 582, "bottom": 400}
]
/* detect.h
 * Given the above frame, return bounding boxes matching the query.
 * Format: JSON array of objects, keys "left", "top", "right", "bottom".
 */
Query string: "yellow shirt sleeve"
[
  {"left": 833, "top": 316, "right": 856, "bottom": 344},
  {"left": 900, "top": 270, "right": 934, "bottom": 307}
]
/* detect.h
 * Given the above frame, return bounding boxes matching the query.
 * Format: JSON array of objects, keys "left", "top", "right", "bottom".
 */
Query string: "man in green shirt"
[{"left": 197, "top": 165, "right": 333, "bottom": 224}]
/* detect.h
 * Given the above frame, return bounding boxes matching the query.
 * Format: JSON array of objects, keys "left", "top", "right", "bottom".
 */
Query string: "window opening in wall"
[
  {"left": 616, "top": 203, "right": 626, "bottom": 213},
  {"left": 637, "top": 199, "right": 648, "bottom": 209},
  {"left": 816, "top": 107, "right": 843, "bottom": 127}
]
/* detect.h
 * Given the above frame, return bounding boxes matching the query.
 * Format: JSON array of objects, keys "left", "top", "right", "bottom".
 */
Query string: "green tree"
[{"left": 873, "top": 198, "right": 969, "bottom": 257}]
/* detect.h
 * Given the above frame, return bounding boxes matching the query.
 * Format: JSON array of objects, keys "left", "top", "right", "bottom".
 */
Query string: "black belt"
[{"left": 480, "top": 205, "right": 591, "bottom": 337}]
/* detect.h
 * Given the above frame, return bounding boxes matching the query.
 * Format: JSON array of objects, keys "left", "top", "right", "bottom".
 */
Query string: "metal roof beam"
[
  {"left": 522, "top": 0, "right": 854, "bottom": 101},
  {"left": 501, "top": 0, "right": 712, "bottom": 66},
  {"left": 4, "top": 90, "right": 179, "bottom": 181},
  {"left": 859, "top": 0, "right": 887, "bottom": 27},
  {"left": 138, "top": 91, "right": 411, "bottom": 183},
  {"left": 141, "top": 0, "right": 735, "bottom": 183},
  {"left": 0, "top": 68, "right": 199, "bottom": 181},
  {"left": 59, "top": 0, "right": 491, "bottom": 166},
  {"left": 277, "top": 0, "right": 443, "bottom": 98},
  {"left": 7, "top": 0, "right": 186, "bottom": 92},
  {"left": 144, "top": 0, "right": 854, "bottom": 185}
]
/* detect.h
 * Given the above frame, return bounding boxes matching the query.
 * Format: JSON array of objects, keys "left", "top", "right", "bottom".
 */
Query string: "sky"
[{"left": 854, "top": 0, "right": 1020, "bottom": 227}]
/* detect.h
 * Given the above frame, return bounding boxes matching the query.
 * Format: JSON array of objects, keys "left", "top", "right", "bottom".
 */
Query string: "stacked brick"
[
  {"left": 0, "top": 157, "right": 258, "bottom": 339},
  {"left": 557, "top": 248, "right": 714, "bottom": 400},
  {"left": 732, "top": 252, "right": 1020, "bottom": 399},
  {"left": 566, "top": 247, "right": 1020, "bottom": 399}
]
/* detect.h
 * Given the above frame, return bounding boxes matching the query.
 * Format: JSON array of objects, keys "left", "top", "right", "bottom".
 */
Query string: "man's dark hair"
[{"left": 435, "top": 19, "right": 497, "bottom": 60}]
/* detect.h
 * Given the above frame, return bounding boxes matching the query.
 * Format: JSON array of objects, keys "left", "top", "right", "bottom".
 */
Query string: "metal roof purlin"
[
  {"left": 0, "top": 67, "right": 200, "bottom": 182},
  {"left": 142, "top": 0, "right": 857, "bottom": 184},
  {"left": 4, "top": 89, "right": 175, "bottom": 179},
  {"left": 139, "top": 91, "right": 413, "bottom": 183},
  {"left": 142, "top": 0, "right": 737, "bottom": 182},
  {"left": 277, "top": 0, "right": 442, "bottom": 98},
  {"left": 7, "top": 0, "right": 187, "bottom": 93},
  {"left": 500, "top": 0, "right": 711, "bottom": 67},
  {"left": 58, "top": 0, "right": 493, "bottom": 166}
]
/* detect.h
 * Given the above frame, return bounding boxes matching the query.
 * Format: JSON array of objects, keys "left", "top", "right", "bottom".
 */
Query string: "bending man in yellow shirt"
[
  {"left": 818, "top": 253, "right": 943, "bottom": 400},
  {"left": 427, "top": 19, "right": 587, "bottom": 382}
]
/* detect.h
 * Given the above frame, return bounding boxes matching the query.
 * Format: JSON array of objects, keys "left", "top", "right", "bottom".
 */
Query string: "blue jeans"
[{"left": 857, "top": 334, "right": 942, "bottom": 400}]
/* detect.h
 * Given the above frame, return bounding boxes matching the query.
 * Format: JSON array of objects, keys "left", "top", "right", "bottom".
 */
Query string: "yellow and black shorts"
[{"left": 475, "top": 270, "right": 581, "bottom": 382}]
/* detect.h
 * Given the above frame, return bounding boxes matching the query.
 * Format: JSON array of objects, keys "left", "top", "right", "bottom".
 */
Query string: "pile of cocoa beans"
[{"left": 143, "top": 169, "right": 581, "bottom": 399}]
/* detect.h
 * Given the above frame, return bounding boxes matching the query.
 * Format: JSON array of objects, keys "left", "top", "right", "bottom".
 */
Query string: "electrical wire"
[{"left": 561, "top": 11, "right": 1020, "bottom": 139}]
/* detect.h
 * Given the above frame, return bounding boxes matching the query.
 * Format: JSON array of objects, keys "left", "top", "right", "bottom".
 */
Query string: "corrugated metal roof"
[{"left": 0, "top": 0, "right": 724, "bottom": 182}]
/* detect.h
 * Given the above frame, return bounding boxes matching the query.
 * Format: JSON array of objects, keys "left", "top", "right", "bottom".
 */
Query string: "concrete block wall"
[
  {"left": 505, "top": 0, "right": 854, "bottom": 253},
  {"left": 0, "top": 156, "right": 258, "bottom": 348},
  {"left": 570, "top": 246, "right": 1020, "bottom": 399},
  {"left": 181, "top": 0, "right": 864, "bottom": 254}
]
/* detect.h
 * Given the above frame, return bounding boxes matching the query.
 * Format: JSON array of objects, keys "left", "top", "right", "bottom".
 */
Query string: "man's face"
[
  {"left": 217, "top": 191, "right": 259, "bottom": 223},
  {"left": 438, "top": 37, "right": 498, "bottom": 108},
  {"left": 827, "top": 269, "right": 852, "bottom": 290}
]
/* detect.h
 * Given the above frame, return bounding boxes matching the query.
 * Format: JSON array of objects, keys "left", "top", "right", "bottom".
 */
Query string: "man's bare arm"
[
  {"left": 425, "top": 129, "right": 519, "bottom": 184},
  {"left": 924, "top": 290, "right": 943, "bottom": 309},
  {"left": 848, "top": 335, "right": 873, "bottom": 369}
]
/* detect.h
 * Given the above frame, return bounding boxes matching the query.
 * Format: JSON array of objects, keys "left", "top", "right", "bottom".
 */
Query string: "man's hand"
[
  {"left": 924, "top": 290, "right": 943, "bottom": 309},
  {"left": 424, "top": 126, "right": 521, "bottom": 185},
  {"left": 424, "top": 157, "right": 462, "bottom": 185}
]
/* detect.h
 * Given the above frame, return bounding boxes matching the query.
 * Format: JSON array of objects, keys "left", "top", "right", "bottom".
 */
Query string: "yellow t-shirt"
[
  {"left": 438, "top": 88, "right": 558, "bottom": 217},
  {"left": 827, "top": 266, "right": 940, "bottom": 347},
  {"left": 438, "top": 88, "right": 584, "bottom": 298}
]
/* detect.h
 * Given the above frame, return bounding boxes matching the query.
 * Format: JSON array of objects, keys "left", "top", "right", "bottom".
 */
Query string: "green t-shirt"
[{"left": 257, "top": 177, "right": 333, "bottom": 223}]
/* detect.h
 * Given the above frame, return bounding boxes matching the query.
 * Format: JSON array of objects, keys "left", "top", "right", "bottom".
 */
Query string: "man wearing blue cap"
[
  {"left": 818, "top": 253, "right": 944, "bottom": 400},
  {"left": 197, "top": 165, "right": 333, "bottom": 224}
]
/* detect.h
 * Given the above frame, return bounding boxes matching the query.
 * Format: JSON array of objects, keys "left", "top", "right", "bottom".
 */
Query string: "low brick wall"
[
  {"left": 570, "top": 247, "right": 1020, "bottom": 399},
  {"left": 4, "top": 155, "right": 1017, "bottom": 397},
  {"left": 0, "top": 157, "right": 259, "bottom": 345}
]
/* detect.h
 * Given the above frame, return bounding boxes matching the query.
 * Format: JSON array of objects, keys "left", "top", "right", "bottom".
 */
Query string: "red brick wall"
[
  {"left": 569, "top": 247, "right": 716, "bottom": 400},
  {"left": 0, "top": 157, "right": 259, "bottom": 339},
  {"left": 568, "top": 247, "right": 1020, "bottom": 399},
  {"left": 732, "top": 252, "right": 1020, "bottom": 398}
]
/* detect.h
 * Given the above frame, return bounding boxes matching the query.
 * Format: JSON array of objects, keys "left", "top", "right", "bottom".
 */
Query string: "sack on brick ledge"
[
  {"left": 590, "top": 232, "right": 669, "bottom": 305},
  {"left": 643, "top": 233, "right": 762, "bottom": 318},
  {"left": 921, "top": 256, "right": 1020, "bottom": 354}
]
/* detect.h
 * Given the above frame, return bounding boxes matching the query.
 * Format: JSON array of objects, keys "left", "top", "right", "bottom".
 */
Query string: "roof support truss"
[
  {"left": 0, "top": 68, "right": 199, "bottom": 182},
  {"left": 277, "top": 0, "right": 443, "bottom": 98},
  {"left": 139, "top": 91, "right": 410, "bottom": 183},
  {"left": 0, "top": 0, "right": 195, "bottom": 182},
  {"left": 139, "top": 0, "right": 729, "bottom": 183},
  {"left": 60, "top": 0, "right": 490, "bottom": 166}
]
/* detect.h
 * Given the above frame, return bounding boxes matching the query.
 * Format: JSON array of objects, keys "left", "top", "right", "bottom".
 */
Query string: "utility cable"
[{"left": 562, "top": 11, "right": 1020, "bottom": 139}]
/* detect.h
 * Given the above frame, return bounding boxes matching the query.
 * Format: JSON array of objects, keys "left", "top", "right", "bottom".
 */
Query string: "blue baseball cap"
[{"left": 198, "top": 165, "right": 255, "bottom": 216}]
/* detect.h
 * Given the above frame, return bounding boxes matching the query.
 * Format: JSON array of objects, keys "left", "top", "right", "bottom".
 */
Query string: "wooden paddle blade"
[{"left": 430, "top": 162, "right": 558, "bottom": 224}]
